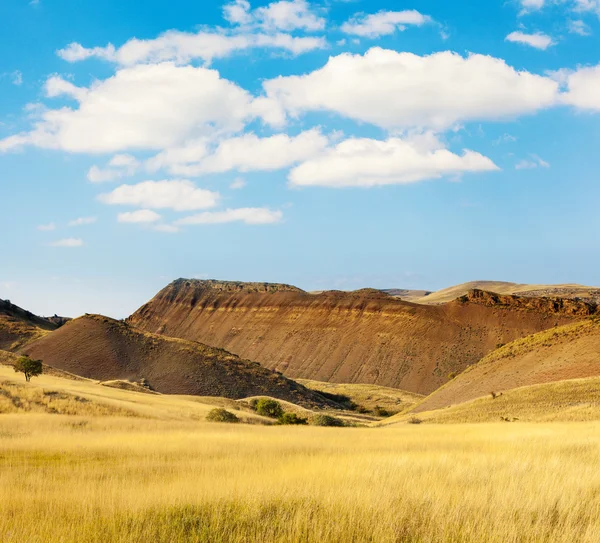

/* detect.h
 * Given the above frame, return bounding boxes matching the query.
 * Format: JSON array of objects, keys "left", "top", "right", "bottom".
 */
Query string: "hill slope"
[
  {"left": 21, "top": 314, "right": 333, "bottom": 408},
  {"left": 411, "top": 318, "right": 600, "bottom": 413},
  {"left": 411, "top": 281, "right": 600, "bottom": 305},
  {"left": 128, "top": 279, "right": 595, "bottom": 395},
  {"left": 0, "top": 299, "right": 62, "bottom": 351}
]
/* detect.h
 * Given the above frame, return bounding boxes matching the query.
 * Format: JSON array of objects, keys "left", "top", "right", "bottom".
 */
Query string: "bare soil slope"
[
  {"left": 21, "top": 314, "right": 333, "bottom": 408},
  {"left": 0, "top": 299, "right": 61, "bottom": 351},
  {"left": 411, "top": 318, "right": 600, "bottom": 413},
  {"left": 128, "top": 279, "right": 595, "bottom": 395},
  {"left": 412, "top": 281, "right": 600, "bottom": 305}
]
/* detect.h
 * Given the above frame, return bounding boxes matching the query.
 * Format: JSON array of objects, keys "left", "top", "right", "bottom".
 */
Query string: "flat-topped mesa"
[
  {"left": 457, "top": 289, "right": 598, "bottom": 316},
  {"left": 129, "top": 279, "right": 593, "bottom": 395}
]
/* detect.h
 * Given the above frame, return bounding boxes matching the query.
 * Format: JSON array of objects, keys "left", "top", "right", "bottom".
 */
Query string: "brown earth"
[
  {"left": 21, "top": 314, "right": 335, "bottom": 408},
  {"left": 410, "top": 281, "right": 600, "bottom": 305},
  {"left": 411, "top": 318, "right": 600, "bottom": 413},
  {"left": 128, "top": 279, "right": 596, "bottom": 395},
  {"left": 0, "top": 299, "right": 62, "bottom": 351}
]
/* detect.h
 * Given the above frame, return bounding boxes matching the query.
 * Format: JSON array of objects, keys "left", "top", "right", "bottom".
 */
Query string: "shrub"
[
  {"left": 278, "top": 412, "right": 308, "bottom": 425},
  {"left": 254, "top": 398, "right": 284, "bottom": 419},
  {"left": 13, "top": 356, "right": 43, "bottom": 382},
  {"left": 373, "top": 405, "right": 391, "bottom": 418},
  {"left": 312, "top": 414, "right": 345, "bottom": 427},
  {"left": 408, "top": 416, "right": 423, "bottom": 425},
  {"left": 448, "top": 372, "right": 457, "bottom": 380},
  {"left": 206, "top": 408, "right": 239, "bottom": 424}
]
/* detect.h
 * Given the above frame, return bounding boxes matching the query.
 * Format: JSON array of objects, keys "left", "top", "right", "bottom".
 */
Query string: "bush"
[
  {"left": 448, "top": 372, "right": 457, "bottom": 380},
  {"left": 373, "top": 405, "right": 392, "bottom": 418},
  {"left": 312, "top": 414, "right": 345, "bottom": 427},
  {"left": 206, "top": 408, "right": 239, "bottom": 424},
  {"left": 13, "top": 355, "right": 43, "bottom": 382},
  {"left": 408, "top": 416, "right": 423, "bottom": 425},
  {"left": 254, "top": 398, "right": 284, "bottom": 419},
  {"left": 278, "top": 412, "right": 308, "bottom": 425}
]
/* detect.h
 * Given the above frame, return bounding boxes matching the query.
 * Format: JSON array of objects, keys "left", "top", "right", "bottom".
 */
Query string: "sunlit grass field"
[{"left": 2, "top": 415, "right": 600, "bottom": 542}]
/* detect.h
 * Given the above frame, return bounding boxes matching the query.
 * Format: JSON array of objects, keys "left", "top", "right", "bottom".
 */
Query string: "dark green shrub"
[
  {"left": 206, "top": 408, "right": 239, "bottom": 423},
  {"left": 278, "top": 412, "right": 308, "bottom": 425},
  {"left": 312, "top": 414, "right": 345, "bottom": 427},
  {"left": 254, "top": 398, "right": 284, "bottom": 419},
  {"left": 373, "top": 405, "right": 391, "bottom": 418}
]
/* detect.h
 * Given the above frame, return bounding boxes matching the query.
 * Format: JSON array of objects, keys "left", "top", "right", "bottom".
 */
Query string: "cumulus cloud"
[
  {"left": 88, "top": 154, "right": 141, "bottom": 183},
  {"left": 288, "top": 134, "right": 499, "bottom": 188},
  {"left": 37, "top": 222, "right": 56, "bottom": 231},
  {"left": 68, "top": 217, "right": 97, "bottom": 226},
  {"left": 224, "top": 0, "right": 325, "bottom": 31},
  {"left": 149, "top": 129, "right": 329, "bottom": 176},
  {"left": 57, "top": 30, "right": 324, "bottom": 67},
  {"left": 98, "top": 180, "right": 219, "bottom": 211},
  {"left": 176, "top": 207, "right": 282, "bottom": 225},
  {"left": 568, "top": 19, "right": 591, "bottom": 35},
  {"left": 49, "top": 238, "right": 84, "bottom": 247},
  {"left": 341, "top": 10, "right": 432, "bottom": 38},
  {"left": 0, "top": 63, "right": 261, "bottom": 154},
  {"left": 261, "top": 48, "right": 560, "bottom": 131},
  {"left": 561, "top": 63, "right": 600, "bottom": 110},
  {"left": 117, "top": 210, "right": 162, "bottom": 223},
  {"left": 506, "top": 31, "right": 555, "bottom": 49}
]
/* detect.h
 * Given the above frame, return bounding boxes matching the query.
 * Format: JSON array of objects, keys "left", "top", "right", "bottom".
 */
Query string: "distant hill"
[
  {"left": 21, "top": 314, "right": 334, "bottom": 408},
  {"left": 128, "top": 279, "right": 596, "bottom": 395},
  {"left": 0, "top": 298, "right": 65, "bottom": 351},
  {"left": 406, "top": 281, "right": 600, "bottom": 305},
  {"left": 410, "top": 318, "right": 600, "bottom": 414}
]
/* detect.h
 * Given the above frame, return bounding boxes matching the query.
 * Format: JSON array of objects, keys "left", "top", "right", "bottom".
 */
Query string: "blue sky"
[{"left": 1, "top": 0, "right": 600, "bottom": 318}]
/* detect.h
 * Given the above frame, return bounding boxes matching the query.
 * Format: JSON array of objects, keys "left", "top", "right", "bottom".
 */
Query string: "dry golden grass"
[
  {"left": 297, "top": 379, "right": 423, "bottom": 415},
  {"left": 2, "top": 415, "right": 600, "bottom": 542},
  {"left": 386, "top": 376, "right": 600, "bottom": 425}
]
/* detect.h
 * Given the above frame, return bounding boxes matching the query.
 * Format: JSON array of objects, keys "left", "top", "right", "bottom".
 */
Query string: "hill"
[
  {"left": 128, "top": 279, "right": 595, "bottom": 395},
  {"left": 410, "top": 318, "right": 600, "bottom": 413},
  {"left": 20, "top": 314, "right": 334, "bottom": 408},
  {"left": 409, "top": 281, "right": 600, "bottom": 305},
  {"left": 385, "top": 375, "right": 600, "bottom": 424},
  {"left": 0, "top": 298, "right": 64, "bottom": 351}
]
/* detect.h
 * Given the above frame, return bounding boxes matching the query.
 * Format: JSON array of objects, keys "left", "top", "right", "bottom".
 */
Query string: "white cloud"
[
  {"left": 37, "top": 222, "right": 56, "bottom": 232},
  {"left": 98, "top": 180, "right": 219, "bottom": 211},
  {"left": 519, "top": 0, "right": 546, "bottom": 13},
  {"left": 176, "top": 207, "right": 282, "bottom": 225},
  {"left": 49, "top": 238, "right": 84, "bottom": 248},
  {"left": 568, "top": 19, "right": 592, "bottom": 35},
  {"left": 230, "top": 177, "right": 247, "bottom": 189},
  {"left": 561, "top": 63, "right": 600, "bottom": 110},
  {"left": 117, "top": 210, "right": 162, "bottom": 223},
  {"left": 288, "top": 134, "right": 499, "bottom": 188},
  {"left": 341, "top": 10, "right": 431, "bottom": 38},
  {"left": 224, "top": 0, "right": 253, "bottom": 25},
  {"left": 154, "top": 223, "right": 180, "bottom": 233},
  {"left": 1, "top": 63, "right": 260, "bottom": 154},
  {"left": 151, "top": 129, "right": 330, "bottom": 176},
  {"left": 11, "top": 71, "right": 23, "bottom": 86},
  {"left": 506, "top": 31, "right": 555, "bottom": 50},
  {"left": 88, "top": 154, "right": 140, "bottom": 183},
  {"left": 253, "top": 0, "right": 326, "bottom": 31},
  {"left": 68, "top": 217, "right": 97, "bottom": 226},
  {"left": 57, "top": 31, "right": 325, "bottom": 66},
  {"left": 515, "top": 155, "right": 550, "bottom": 169},
  {"left": 261, "top": 48, "right": 560, "bottom": 131}
]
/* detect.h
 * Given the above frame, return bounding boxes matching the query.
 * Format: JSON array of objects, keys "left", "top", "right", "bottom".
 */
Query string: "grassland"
[{"left": 2, "top": 415, "right": 600, "bottom": 542}]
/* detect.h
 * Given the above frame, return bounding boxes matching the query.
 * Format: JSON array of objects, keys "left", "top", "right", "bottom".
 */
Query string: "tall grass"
[{"left": 2, "top": 415, "right": 600, "bottom": 542}]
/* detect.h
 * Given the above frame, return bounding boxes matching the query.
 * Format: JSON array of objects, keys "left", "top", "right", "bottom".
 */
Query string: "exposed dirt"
[
  {"left": 411, "top": 318, "right": 600, "bottom": 413},
  {"left": 128, "top": 279, "right": 593, "bottom": 395},
  {"left": 21, "top": 314, "right": 336, "bottom": 408}
]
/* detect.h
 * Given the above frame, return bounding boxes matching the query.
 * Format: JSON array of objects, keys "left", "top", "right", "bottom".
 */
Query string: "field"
[{"left": 2, "top": 416, "right": 600, "bottom": 542}]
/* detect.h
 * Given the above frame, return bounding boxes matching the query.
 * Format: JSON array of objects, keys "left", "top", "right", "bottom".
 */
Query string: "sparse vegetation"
[
  {"left": 278, "top": 412, "right": 308, "bottom": 425},
  {"left": 206, "top": 408, "right": 240, "bottom": 424},
  {"left": 13, "top": 355, "right": 43, "bottom": 382},
  {"left": 408, "top": 416, "right": 423, "bottom": 425},
  {"left": 312, "top": 414, "right": 345, "bottom": 427},
  {"left": 253, "top": 398, "right": 284, "bottom": 419}
]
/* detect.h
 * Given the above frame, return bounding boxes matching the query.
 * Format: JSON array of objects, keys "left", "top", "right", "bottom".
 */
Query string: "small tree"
[
  {"left": 14, "top": 356, "right": 43, "bottom": 382},
  {"left": 278, "top": 412, "right": 308, "bottom": 425},
  {"left": 254, "top": 398, "right": 284, "bottom": 419},
  {"left": 206, "top": 408, "right": 239, "bottom": 423}
]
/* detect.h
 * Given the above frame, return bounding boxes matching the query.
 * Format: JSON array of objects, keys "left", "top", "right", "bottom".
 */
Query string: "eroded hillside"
[
  {"left": 21, "top": 314, "right": 333, "bottom": 408},
  {"left": 128, "top": 279, "right": 595, "bottom": 394},
  {"left": 0, "top": 298, "right": 62, "bottom": 351}
]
